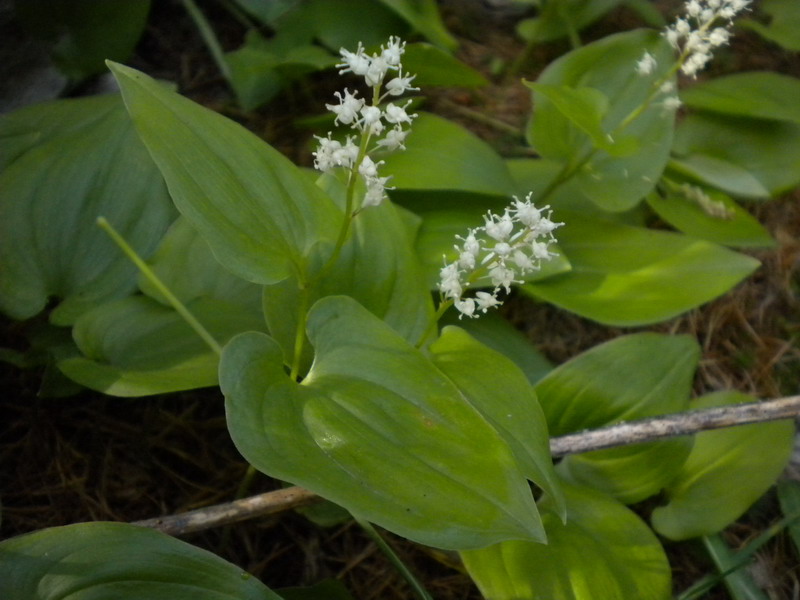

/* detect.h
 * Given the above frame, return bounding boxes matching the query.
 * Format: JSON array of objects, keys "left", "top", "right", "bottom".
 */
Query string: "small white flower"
[
  {"left": 489, "top": 265, "right": 517, "bottom": 293},
  {"left": 362, "top": 175, "right": 392, "bottom": 208},
  {"left": 484, "top": 212, "right": 515, "bottom": 241},
  {"left": 438, "top": 194, "right": 562, "bottom": 319},
  {"left": 475, "top": 291, "right": 501, "bottom": 312},
  {"left": 636, "top": 51, "right": 657, "bottom": 76},
  {"left": 385, "top": 72, "right": 418, "bottom": 96},
  {"left": 662, "top": 96, "right": 682, "bottom": 111},
  {"left": 326, "top": 89, "right": 364, "bottom": 126},
  {"left": 384, "top": 101, "right": 415, "bottom": 125},
  {"left": 380, "top": 36, "right": 406, "bottom": 66},
  {"left": 365, "top": 56, "right": 390, "bottom": 87},
  {"left": 337, "top": 42, "right": 370, "bottom": 76},
  {"left": 375, "top": 126, "right": 410, "bottom": 151},
  {"left": 454, "top": 298, "right": 477, "bottom": 319}
]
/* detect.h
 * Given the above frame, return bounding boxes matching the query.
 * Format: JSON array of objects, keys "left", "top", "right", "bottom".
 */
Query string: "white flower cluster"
[
  {"left": 312, "top": 37, "right": 418, "bottom": 209},
  {"left": 439, "top": 194, "right": 562, "bottom": 319},
  {"left": 680, "top": 183, "right": 734, "bottom": 219},
  {"left": 665, "top": 0, "right": 752, "bottom": 77}
]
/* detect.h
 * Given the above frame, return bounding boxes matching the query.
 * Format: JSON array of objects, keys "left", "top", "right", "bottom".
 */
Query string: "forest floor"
[{"left": 1, "top": 1, "right": 799, "bottom": 598}]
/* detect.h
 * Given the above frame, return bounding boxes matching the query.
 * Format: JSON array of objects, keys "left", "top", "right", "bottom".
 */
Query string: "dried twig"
[{"left": 134, "top": 395, "right": 800, "bottom": 536}]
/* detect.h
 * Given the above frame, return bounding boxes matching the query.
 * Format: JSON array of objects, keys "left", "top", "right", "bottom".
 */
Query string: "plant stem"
[
  {"left": 180, "top": 0, "right": 232, "bottom": 81},
  {"left": 97, "top": 217, "right": 222, "bottom": 357},
  {"left": 354, "top": 516, "right": 435, "bottom": 600}
]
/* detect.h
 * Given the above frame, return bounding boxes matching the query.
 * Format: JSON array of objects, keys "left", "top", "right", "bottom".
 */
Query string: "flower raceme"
[
  {"left": 637, "top": 0, "right": 751, "bottom": 80},
  {"left": 439, "top": 194, "right": 563, "bottom": 319},
  {"left": 312, "top": 37, "right": 417, "bottom": 210}
]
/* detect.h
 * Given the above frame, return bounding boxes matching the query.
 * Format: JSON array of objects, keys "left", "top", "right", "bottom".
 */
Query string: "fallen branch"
[{"left": 134, "top": 395, "right": 800, "bottom": 536}]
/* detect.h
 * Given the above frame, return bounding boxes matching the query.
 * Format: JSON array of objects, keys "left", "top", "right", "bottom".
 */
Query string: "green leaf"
[
  {"left": 527, "top": 30, "right": 676, "bottom": 211},
  {"left": 522, "top": 211, "right": 761, "bottom": 326},
  {"left": 646, "top": 189, "right": 775, "bottom": 249},
  {"left": 0, "top": 522, "right": 282, "bottom": 600},
  {"left": 517, "top": 0, "right": 624, "bottom": 43},
  {"left": 702, "top": 534, "right": 770, "bottom": 600},
  {"left": 221, "top": 296, "right": 544, "bottom": 550},
  {"left": 15, "top": 0, "right": 150, "bottom": 81},
  {"left": 739, "top": 0, "right": 800, "bottom": 51},
  {"left": 384, "top": 112, "right": 518, "bottom": 196},
  {"left": 376, "top": 0, "right": 458, "bottom": 50},
  {"left": 681, "top": 72, "right": 800, "bottom": 125},
  {"left": 262, "top": 176, "right": 434, "bottom": 374},
  {"left": 535, "top": 333, "right": 698, "bottom": 503},
  {"left": 0, "top": 95, "right": 175, "bottom": 325},
  {"left": 439, "top": 310, "right": 553, "bottom": 384},
  {"left": 667, "top": 155, "right": 770, "bottom": 199},
  {"left": 402, "top": 43, "right": 488, "bottom": 88},
  {"left": 138, "top": 216, "right": 263, "bottom": 313},
  {"left": 226, "top": 31, "right": 336, "bottom": 111},
  {"left": 430, "top": 326, "right": 565, "bottom": 520},
  {"left": 526, "top": 83, "right": 637, "bottom": 157},
  {"left": 672, "top": 112, "right": 800, "bottom": 197},
  {"left": 777, "top": 480, "right": 800, "bottom": 556},
  {"left": 307, "top": 0, "right": 406, "bottom": 51},
  {"left": 108, "top": 61, "right": 340, "bottom": 285},
  {"left": 59, "top": 295, "right": 264, "bottom": 396},
  {"left": 652, "top": 391, "right": 795, "bottom": 541},
  {"left": 461, "top": 483, "right": 672, "bottom": 600},
  {"left": 506, "top": 158, "right": 647, "bottom": 225}
]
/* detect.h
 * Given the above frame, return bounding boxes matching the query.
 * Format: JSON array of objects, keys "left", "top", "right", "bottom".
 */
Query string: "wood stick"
[{"left": 133, "top": 395, "right": 800, "bottom": 536}]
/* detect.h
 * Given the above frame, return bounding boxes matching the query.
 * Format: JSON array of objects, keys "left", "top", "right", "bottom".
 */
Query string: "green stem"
[
  {"left": 354, "top": 516, "right": 434, "bottom": 600},
  {"left": 181, "top": 0, "right": 232, "bottom": 81},
  {"left": 289, "top": 282, "right": 311, "bottom": 381},
  {"left": 97, "top": 217, "right": 223, "bottom": 357}
]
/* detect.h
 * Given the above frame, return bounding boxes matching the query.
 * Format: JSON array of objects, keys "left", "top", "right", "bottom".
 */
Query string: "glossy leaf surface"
[
  {"left": 222, "top": 296, "right": 543, "bottom": 550},
  {"left": 461, "top": 483, "right": 671, "bottom": 600},
  {"left": 384, "top": 112, "right": 517, "bottom": 196},
  {"left": 430, "top": 326, "right": 565, "bottom": 519},
  {"left": 0, "top": 94, "right": 174, "bottom": 325},
  {"left": 681, "top": 72, "right": 800, "bottom": 124},
  {"left": 673, "top": 112, "right": 800, "bottom": 197},
  {"left": 527, "top": 30, "right": 676, "bottom": 211},
  {"left": 646, "top": 189, "right": 775, "bottom": 248},
  {"left": 59, "top": 295, "right": 263, "bottom": 396},
  {"left": 535, "top": 333, "right": 698, "bottom": 503},
  {"left": 652, "top": 391, "right": 795, "bottom": 540},
  {"left": 262, "top": 176, "right": 434, "bottom": 374},
  {"left": 439, "top": 310, "right": 553, "bottom": 385},
  {"left": 0, "top": 522, "right": 281, "bottom": 600},
  {"left": 522, "top": 211, "right": 760, "bottom": 325},
  {"left": 109, "top": 62, "right": 340, "bottom": 285}
]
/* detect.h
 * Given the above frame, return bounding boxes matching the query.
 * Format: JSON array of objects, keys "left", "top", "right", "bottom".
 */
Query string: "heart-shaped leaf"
[
  {"left": 0, "top": 522, "right": 282, "bottom": 600},
  {"left": 221, "top": 296, "right": 543, "bottom": 550},
  {"left": 0, "top": 94, "right": 174, "bottom": 325}
]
